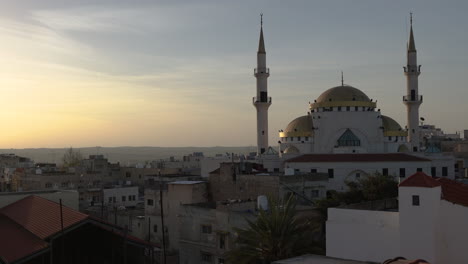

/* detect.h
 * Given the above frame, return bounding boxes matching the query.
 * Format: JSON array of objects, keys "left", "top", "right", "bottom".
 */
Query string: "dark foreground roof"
[
  {"left": 286, "top": 153, "right": 431, "bottom": 163},
  {"left": 400, "top": 172, "right": 468, "bottom": 207},
  {"left": 0, "top": 195, "right": 156, "bottom": 263}
]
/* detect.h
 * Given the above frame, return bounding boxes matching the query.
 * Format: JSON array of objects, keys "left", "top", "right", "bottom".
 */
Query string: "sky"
[{"left": 0, "top": 0, "right": 467, "bottom": 148}]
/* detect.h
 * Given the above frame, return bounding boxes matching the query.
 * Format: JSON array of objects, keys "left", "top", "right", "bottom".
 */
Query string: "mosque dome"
[
  {"left": 381, "top": 115, "right": 407, "bottom": 137},
  {"left": 279, "top": 115, "right": 313, "bottom": 138},
  {"left": 310, "top": 85, "right": 376, "bottom": 109},
  {"left": 283, "top": 145, "right": 300, "bottom": 154}
]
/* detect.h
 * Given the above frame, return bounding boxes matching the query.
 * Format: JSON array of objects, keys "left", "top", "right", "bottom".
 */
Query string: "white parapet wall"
[{"left": 326, "top": 208, "right": 400, "bottom": 263}]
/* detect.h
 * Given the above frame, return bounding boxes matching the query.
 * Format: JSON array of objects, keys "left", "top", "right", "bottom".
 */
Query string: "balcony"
[
  {"left": 403, "top": 95, "right": 423, "bottom": 102},
  {"left": 254, "top": 68, "right": 270, "bottom": 75},
  {"left": 253, "top": 96, "right": 272, "bottom": 104}
]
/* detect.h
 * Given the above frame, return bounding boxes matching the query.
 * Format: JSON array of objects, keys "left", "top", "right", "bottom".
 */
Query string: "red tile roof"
[
  {"left": 285, "top": 153, "right": 431, "bottom": 163},
  {"left": 0, "top": 195, "right": 88, "bottom": 239},
  {"left": 0, "top": 215, "right": 48, "bottom": 263},
  {"left": 400, "top": 172, "right": 468, "bottom": 207},
  {"left": 399, "top": 172, "right": 441, "bottom": 188}
]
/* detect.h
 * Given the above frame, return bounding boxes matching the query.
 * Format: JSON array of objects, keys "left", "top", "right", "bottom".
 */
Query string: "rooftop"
[
  {"left": 272, "top": 254, "right": 376, "bottom": 264},
  {"left": 168, "top": 180, "right": 205, "bottom": 185},
  {"left": 400, "top": 172, "right": 468, "bottom": 207}
]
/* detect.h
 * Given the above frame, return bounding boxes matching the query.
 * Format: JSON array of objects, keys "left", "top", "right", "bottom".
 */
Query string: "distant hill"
[{"left": 0, "top": 146, "right": 257, "bottom": 165}]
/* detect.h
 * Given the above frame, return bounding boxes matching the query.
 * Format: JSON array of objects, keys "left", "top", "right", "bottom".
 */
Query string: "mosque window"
[{"left": 337, "top": 129, "right": 361, "bottom": 147}]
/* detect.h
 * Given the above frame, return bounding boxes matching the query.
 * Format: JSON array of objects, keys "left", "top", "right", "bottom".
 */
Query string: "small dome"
[
  {"left": 283, "top": 145, "right": 300, "bottom": 154},
  {"left": 310, "top": 85, "right": 376, "bottom": 109},
  {"left": 316, "top": 85, "right": 371, "bottom": 103},
  {"left": 279, "top": 115, "right": 313, "bottom": 138},
  {"left": 382, "top": 115, "right": 407, "bottom": 137}
]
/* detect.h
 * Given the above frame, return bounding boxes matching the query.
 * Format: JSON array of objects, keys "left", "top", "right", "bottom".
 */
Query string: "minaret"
[
  {"left": 403, "top": 13, "right": 422, "bottom": 152},
  {"left": 253, "top": 14, "right": 271, "bottom": 155}
]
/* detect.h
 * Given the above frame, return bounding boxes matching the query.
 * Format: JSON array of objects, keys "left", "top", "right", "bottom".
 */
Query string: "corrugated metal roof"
[
  {"left": 286, "top": 153, "right": 431, "bottom": 163},
  {"left": 0, "top": 195, "right": 88, "bottom": 239},
  {"left": 0, "top": 214, "right": 48, "bottom": 263}
]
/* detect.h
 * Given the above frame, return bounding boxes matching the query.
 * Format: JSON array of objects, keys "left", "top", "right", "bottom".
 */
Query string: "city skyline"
[{"left": 1, "top": 0, "right": 467, "bottom": 148}]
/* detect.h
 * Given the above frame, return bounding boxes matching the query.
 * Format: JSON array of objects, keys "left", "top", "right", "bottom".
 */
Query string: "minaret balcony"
[
  {"left": 254, "top": 68, "right": 270, "bottom": 76},
  {"left": 253, "top": 96, "right": 272, "bottom": 104},
  {"left": 403, "top": 95, "right": 423, "bottom": 102}
]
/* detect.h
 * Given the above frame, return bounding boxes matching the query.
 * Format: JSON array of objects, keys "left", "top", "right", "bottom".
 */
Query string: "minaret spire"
[
  {"left": 403, "top": 12, "right": 422, "bottom": 152},
  {"left": 258, "top": 13, "right": 266, "bottom": 54},
  {"left": 408, "top": 12, "right": 416, "bottom": 52},
  {"left": 253, "top": 13, "right": 271, "bottom": 155}
]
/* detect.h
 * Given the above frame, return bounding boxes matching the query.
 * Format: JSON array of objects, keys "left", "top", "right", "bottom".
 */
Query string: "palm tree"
[{"left": 226, "top": 196, "right": 323, "bottom": 264}]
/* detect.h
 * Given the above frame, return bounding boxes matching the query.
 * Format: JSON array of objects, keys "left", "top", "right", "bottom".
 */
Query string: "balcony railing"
[
  {"left": 253, "top": 96, "right": 272, "bottom": 104},
  {"left": 403, "top": 95, "right": 423, "bottom": 102},
  {"left": 254, "top": 68, "right": 270, "bottom": 75}
]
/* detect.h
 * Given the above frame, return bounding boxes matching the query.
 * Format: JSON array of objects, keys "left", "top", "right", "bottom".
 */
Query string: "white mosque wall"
[
  {"left": 326, "top": 208, "right": 400, "bottom": 263},
  {"left": 311, "top": 110, "right": 384, "bottom": 154},
  {"left": 285, "top": 160, "right": 432, "bottom": 191}
]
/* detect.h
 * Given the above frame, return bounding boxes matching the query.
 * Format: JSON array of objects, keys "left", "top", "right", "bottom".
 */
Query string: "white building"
[
  {"left": 245, "top": 16, "right": 456, "bottom": 192},
  {"left": 326, "top": 172, "right": 468, "bottom": 264},
  {"left": 103, "top": 186, "right": 139, "bottom": 208}
]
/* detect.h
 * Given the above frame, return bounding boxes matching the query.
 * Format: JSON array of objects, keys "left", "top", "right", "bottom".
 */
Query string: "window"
[
  {"left": 122, "top": 196, "right": 126, "bottom": 202},
  {"left": 297, "top": 137, "right": 301, "bottom": 141},
  {"left": 338, "top": 106, "right": 341, "bottom": 111},
  {"left": 153, "top": 224, "right": 158, "bottom": 233},
  {"left": 219, "top": 234, "right": 226, "bottom": 249},
  {"left": 310, "top": 169, "right": 317, "bottom": 173},
  {"left": 274, "top": 168, "right": 279, "bottom": 172},
  {"left": 113, "top": 197, "right": 116, "bottom": 203},
  {"left": 355, "top": 173, "right": 361, "bottom": 178},
  {"left": 218, "top": 259, "right": 225, "bottom": 264},
  {"left": 128, "top": 195, "right": 132, "bottom": 201},
  {"left": 311, "top": 190, "right": 319, "bottom": 198},
  {"left": 147, "top": 199, "right": 154, "bottom": 206},
  {"left": 346, "top": 106, "right": 350, "bottom": 111},
  {"left": 328, "top": 169, "right": 334, "bottom": 179},
  {"left": 382, "top": 168, "right": 389, "bottom": 176},
  {"left": 201, "top": 225, "right": 212, "bottom": 234},
  {"left": 431, "top": 167, "right": 436, "bottom": 177},
  {"left": 355, "top": 106, "right": 358, "bottom": 111},
  {"left": 45, "top": 183, "right": 52, "bottom": 188},
  {"left": 442, "top": 167, "right": 448, "bottom": 177},
  {"left": 260, "top": 91, "right": 268, "bottom": 102},
  {"left": 125, "top": 172, "right": 131, "bottom": 178},
  {"left": 412, "top": 195, "right": 420, "bottom": 206},
  {"left": 337, "top": 129, "right": 360, "bottom": 147},
  {"left": 305, "top": 137, "right": 309, "bottom": 141},
  {"left": 388, "top": 136, "right": 392, "bottom": 141},
  {"left": 201, "top": 252, "right": 212, "bottom": 263},
  {"left": 109, "top": 197, "right": 113, "bottom": 203},
  {"left": 417, "top": 168, "right": 423, "bottom": 172},
  {"left": 399, "top": 168, "right": 405, "bottom": 178}
]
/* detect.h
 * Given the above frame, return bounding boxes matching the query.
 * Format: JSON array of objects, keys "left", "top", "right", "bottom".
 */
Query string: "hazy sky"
[{"left": 0, "top": 0, "right": 467, "bottom": 148}]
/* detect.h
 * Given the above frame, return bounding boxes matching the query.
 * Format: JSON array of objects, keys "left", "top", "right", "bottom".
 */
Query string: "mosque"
[{"left": 251, "top": 15, "right": 455, "bottom": 190}]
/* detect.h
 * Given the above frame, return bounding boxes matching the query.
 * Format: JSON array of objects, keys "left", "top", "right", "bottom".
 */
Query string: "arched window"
[{"left": 337, "top": 129, "right": 361, "bottom": 147}]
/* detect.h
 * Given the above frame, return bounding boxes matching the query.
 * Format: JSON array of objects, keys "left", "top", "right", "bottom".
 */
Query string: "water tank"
[{"left": 257, "top": 195, "right": 268, "bottom": 211}]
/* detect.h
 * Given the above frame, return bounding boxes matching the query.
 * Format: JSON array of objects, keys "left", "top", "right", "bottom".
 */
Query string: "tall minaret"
[
  {"left": 403, "top": 13, "right": 422, "bottom": 152},
  {"left": 253, "top": 14, "right": 271, "bottom": 155}
]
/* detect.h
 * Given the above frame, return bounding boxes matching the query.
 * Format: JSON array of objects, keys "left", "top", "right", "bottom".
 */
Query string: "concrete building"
[
  {"left": 103, "top": 186, "right": 139, "bottom": 208},
  {"left": 326, "top": 172, "right": 468, "bottom": 264},
  {"left": 209, "top": 162, "right": 328, "bottom": 202}
]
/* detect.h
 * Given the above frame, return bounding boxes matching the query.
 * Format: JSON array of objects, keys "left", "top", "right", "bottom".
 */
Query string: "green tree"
[
  {"left": 61, "top": 147, "right": 83, "bottom": 168},
  {"left": 226, "top": 196, "right": 323, "bottom": 264}
]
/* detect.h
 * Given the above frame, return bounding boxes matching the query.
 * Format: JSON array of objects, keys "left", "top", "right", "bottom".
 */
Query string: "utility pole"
[{"left": 159, "top": 171, "right": 167, "bottom": 264}]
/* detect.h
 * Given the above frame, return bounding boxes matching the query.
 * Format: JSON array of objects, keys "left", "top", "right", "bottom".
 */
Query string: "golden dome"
[
  {"left": 381, "top": 115, "right": 407, "bottom": 137},
  {"left": 283, "top": 145, "right": 300, "bottom": 154},
  {"left": 279, "top": 115, "right": 313, "bottom": 138},
  {"left": 310, "top": 85, "right": 376, "bottom": 109}
]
